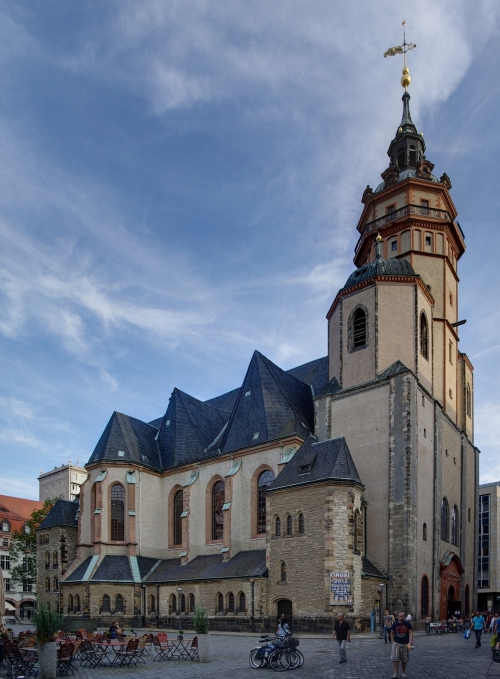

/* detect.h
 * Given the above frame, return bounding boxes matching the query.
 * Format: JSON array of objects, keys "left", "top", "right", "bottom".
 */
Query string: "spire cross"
[{"left": 384, "top": 20, "right": 416, "bottom": 89}]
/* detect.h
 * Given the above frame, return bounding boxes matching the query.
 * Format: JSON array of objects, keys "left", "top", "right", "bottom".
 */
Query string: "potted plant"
[
  {"left": 177, "top": 629, "right": 184, "bottom": 641},
  {"left": 192, "top": 606, "right": 209, "bottom": 662},
  {"left": 34, "top": 603, "right": 63, "bottom": 679}
]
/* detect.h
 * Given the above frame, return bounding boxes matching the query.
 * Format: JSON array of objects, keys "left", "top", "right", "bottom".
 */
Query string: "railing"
[{"left": 355, "top": 204, "right": 452, "bottom": 253}]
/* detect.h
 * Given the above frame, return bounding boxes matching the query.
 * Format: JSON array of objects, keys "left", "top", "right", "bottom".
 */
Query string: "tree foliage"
[{"left": 9, "top": 497, "right": 60, "bottom": 589}]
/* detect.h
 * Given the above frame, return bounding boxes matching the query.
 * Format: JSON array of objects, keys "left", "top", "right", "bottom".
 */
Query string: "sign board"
[{"left": 330, "top": 571, "right": 353, "bottom": 606}]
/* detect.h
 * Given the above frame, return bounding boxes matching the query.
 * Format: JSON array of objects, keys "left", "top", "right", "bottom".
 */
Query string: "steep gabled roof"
[
  {"left": 268, "top": 434, "right": 362, "bottom": 491},
  {"left": 315, "top": 376, "right": 341, "bottom": 397},
  {"left": 87, "top": 412, "right": 161, "bottom": 469},
  {"left": 145, "top": 550, "right": 267, "bottom": 584},
  {"left": 378, "top": 360, "right": 410, "bottom": 379},
  {"left": 219, "top": 351, "right": 314, "bottom": 455},
  {"left": 157, "top": 389, "right": 231, "bottom": 468},
  {"left": 38, "top": 500, "right": 78, "bottom": 530},
  {"left": 286, "top": 356, "right": 328, "bottom": 395}
]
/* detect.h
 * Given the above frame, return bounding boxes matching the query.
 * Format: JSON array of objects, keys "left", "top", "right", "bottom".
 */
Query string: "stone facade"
[{"left": 36, "top": 524, "right": 78, "bottom": 614}]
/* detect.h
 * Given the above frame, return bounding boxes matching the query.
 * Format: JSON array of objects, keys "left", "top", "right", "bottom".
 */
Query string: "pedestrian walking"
[
  {"left": 471, "top": 611, "right": 486, "bottom": 648},
  {"left": 332, "top": 613, "right": 351, "bottom": 664},
  {"left": 383, "top": 610, "right": 394, "bottom": 644},
  {"left": 489, "top": 612, "right": 499, "bottom": 634},
  {"left": 390, "top": 611, "right": 413, "bottom": 679}
]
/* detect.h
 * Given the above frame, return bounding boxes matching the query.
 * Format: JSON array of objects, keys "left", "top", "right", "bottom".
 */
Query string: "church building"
[{"left": 38, "top": 75, "right": 478, "bottom": 632}]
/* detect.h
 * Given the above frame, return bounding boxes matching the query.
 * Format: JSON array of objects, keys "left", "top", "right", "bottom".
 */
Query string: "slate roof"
[
  {"left": 268, "top": 435, "right": 362, "bottom": 492},
  {"left": 65, "top": 556, "right": 93, "bottom": 582},
  {"left": 92, "top": 556, "right": 133, "bottom": 582},
  {"left": 315, "top": 376, "right": 341, "bottom": 397},
  {"left": 137, "top": 556, "right": 160, "bottom": 580},
  {"left": 38, "top": 500, "right": 79, "bottom": 530},
  {"left": 286, "top": 356, "right": 328, "bottom": 395},
  {"left": 146, "top": 550, "right": 267, "bottom": 584},
  {"left": 205, "top": 387, "right": 241, "bottom": 412},
  {"left": 362, "top": 556, "right": 388, "bottom": 579},
  {"left": 87, "top": 412, "right": 161, "bottom": 468},
  {"left": 378, "top": 360, "right": 410, "bottom": 379},
  {"left": 344, "top": 257, "right": 416, "bottom": 289}
]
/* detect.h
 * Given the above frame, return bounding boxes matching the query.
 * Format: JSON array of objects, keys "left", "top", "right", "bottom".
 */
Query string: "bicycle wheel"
[
  {"left": 249, "top": 648, "right": 264, "bottom": 668},
  {"left": 295, "top": 649, "right": 304, "bottom": 667},
  {"left": 285, "top": 650, "right": 301, "bottom": 669},
  {"left": 269, "top": 650, "right": 291, "bottom": 672}
]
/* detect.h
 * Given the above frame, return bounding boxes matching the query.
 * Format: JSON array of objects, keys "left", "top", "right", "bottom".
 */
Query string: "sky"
[{"left": 1, "top": 0, "right": 499, "bottom": 499}]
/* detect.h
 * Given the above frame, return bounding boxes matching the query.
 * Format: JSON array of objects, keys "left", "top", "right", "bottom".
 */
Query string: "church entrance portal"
[
  {"left": 440, "top": 553, "right": 464, "bottom": 621},
  {"left": 277, "top": 599, "right": 293, "bottom": 626}
]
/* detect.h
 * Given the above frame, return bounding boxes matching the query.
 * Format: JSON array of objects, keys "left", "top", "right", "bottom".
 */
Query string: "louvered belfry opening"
[{"left": 353, "top": 308, "right": 367, "bottom": 349}]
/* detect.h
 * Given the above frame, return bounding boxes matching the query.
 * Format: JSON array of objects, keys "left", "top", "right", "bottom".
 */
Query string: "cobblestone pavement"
[{"left": 3, "top": 631, "right": 500, "bottom": 679}]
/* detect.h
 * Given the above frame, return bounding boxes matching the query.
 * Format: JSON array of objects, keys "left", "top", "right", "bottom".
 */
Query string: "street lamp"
[{"left": 177, "top": 587, "right": 183, "bottom": 637}]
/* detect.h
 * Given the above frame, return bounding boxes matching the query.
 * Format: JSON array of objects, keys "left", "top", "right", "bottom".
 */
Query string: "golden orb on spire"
[
  {"left": 376, "top": 233, "right": 382, "bottom": 242},
  {"left": 401, "top": 66, "right": 411, "bottom": 89}
]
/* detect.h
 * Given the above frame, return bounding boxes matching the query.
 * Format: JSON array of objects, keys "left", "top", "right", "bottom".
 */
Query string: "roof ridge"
[
  {"left": 256, "top": 352, "right": 307, "bottom": 431},
  {"left": 176, "top": 390, "right": 210, "bottom": 452},
  {"left": 114, "top": 411, "right": 159, "bottom": 430},
  {"left": 115, "top": 412, "right": 134, "bottom": 458}
]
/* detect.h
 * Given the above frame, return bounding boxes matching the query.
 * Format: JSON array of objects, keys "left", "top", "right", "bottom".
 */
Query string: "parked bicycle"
[{"left": 249, "top": 634, "right": 303, "bottom": 671}]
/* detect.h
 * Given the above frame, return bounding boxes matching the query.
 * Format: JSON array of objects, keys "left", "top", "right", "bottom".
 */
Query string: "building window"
[
  {"left": 171, "top": 594, "right": 177, "bottom": 613},
  {"left": 23, "top": 582, "right": 32, "bottom": 592},
  {"left": 115, "top": 595, "right": 124, "bottom": 612},
  {"left": 102, "top": 594, "right": 111, "bottom": 612},
  {"left": 468, "top": 507, "right": 471, "bottom": 522},
  {"left": 391, "top": 240, "right": 397, "bottom": 251},
  {"left": 349, "top": 307, "right": 368, "bottom": 352},
  {"left": 466, "top": 383, "right": 472, "bottom": 418},
  {"left": 3, "top": 578, "right": 10, "bottom": 591},
  {"left": 422, "top": 394, "right": 425, "bottom": 406},
  {"left": 449, "top": 340, "right": 453, "bottom": 364},
  {"left": 286, "top": 515, "right": 292, "bottom": 536},
  {"left": 423, "top": 523, "right": 427, "bottom": 541},
  {"left": 45, "top": 551, "right": 50, "bottom": 569},
  {"left": 179, "top": 593, "right": 185, "bottom": 613},
  {"left": 53, "top": 551, "right": 58, "bottom": 569},
  {"left": 421, "top": 199, "right": 429, "bottom": 215},
  {"left": 465, "top": 584, "right": 470, "bottom": 617},
  {"left": 441, "top": 498, "right": 449, "bottom": 542},
  {"left": 420, "top": 313, "right": 429, "bottom": 360},
  {"left": 0, "top": 555, "right": 10, "bottom": 570},
  {"left": 280, "top": 562, "right": 287, "bottom": 582},
  {"left": 3, "top": 538, "right": 8, "bottom": 547},
  {"left": 449, "top": 293, "right": 453, "bottom": 306},
  {"left": 298, "top": 513, "right": 304, "bottom": 534},
  {"left": 1, "top": 520, "right": 10, "bottom": 532},
  {"left": 239, "top": 592, "right": 246, "bottom": 613},
  {"left": 68, "top": 595, "right": 73, "bottom": 613},
  {"left": 478, "top": 494, "right": 490, "bottom": 588},
  {"left": 451, "top": 505, "right": 459, "bottom": 546},
  {"left": 53, "top": 578, "right": 58, "bottom": 591},
  {"left": 354, "top": 509, "right": 362, "bottom": 553},
  {"left": 212, "top": 481, "right": 224, "bottom": 541},
  {"left": 257, "top": 470, "right": 275, "bottom": 534},
  {"left": 173, "top": 489, "right": 183, "bottom": 546},
  {"left": 217, "top": 593, "right": 224, "bottom": 613},
  {"left": 275, "top": 517, "right": 281, "bottom": 537},
  {"left": 421, "top": 575, "right": 429, "bottom": 617},
  {"left": 148, "top": 594, "right": 155, "bottom": 613},
  {"left": 45, "top": 578, "right": 51, "bottom": 592},
  {"left": 409, "top": 146, "right": 417, "bottom": 167},
  {"left": 424, "top": 428, "right": 426, "bottom": 438},
  {"left": 75, "top": 594, "right": 80, "bottom": 612},
  {"left": 188, "top": 593, "right": 195, "bottom": 613},
  {"left": 387, "top": 203, "right": 396, "bottom": 213},
  {"left": 228, "top": 592, "right": 235, "bottom": 613},
  {"left": 110, "top": 484, "right": 125, "bottom": 541},
  {"left": 425, "top": 235, "right": 432, "bottom": 247}
]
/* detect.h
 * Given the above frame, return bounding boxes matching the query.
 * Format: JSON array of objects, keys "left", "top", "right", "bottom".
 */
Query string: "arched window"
[
  {"left": 115, "top": 595, "right": 124, "bottom": 612},
  {"left": 212, "top": 481, "right": 224, "bottom": 540},
  {"left": 257, "top": 470, "right": 275, "bottom": 534},
  {"left": 102, "top": 594, "right": 110, "bottom": 612},
  {"left": 110, "top": 484, "right": 125, "bottom": 541},
  {"left": 465, "top": 584, "right": 470, "bottom": 617},
  {"left": 148, "top": 594, "right": 155, "bottom": 613},
  {"left": 53, "top": 551, "right": 58, "bottom": 569},
  {"left": 451, "top": 505, "right": 459, "bottom": 546},
  {"left": 298, "top": 513, "right": 304, "bottom": 534},
  {"left": 409, "top": 145, "right": 417, "bottom": 167},
  {"left": 466, "top": 383, "right": 472, "bottom": 418},
  {"left": 74, "top": 594, "right": 80, "bottom": 612},
  {"left": 351, "top": 308, "right": 367, "bottom": 350},
  {"left": 441, "top": 498, "right": 449, "bottom": 542},
  {"left": 171, "top": 594, "right": 177, "bottom": 613},
  {"left": 45, "top": 551, "right": 50, "bottom": 569},
  {"left": 68, "top": 595, "right": 73, "bottom": 613},
  {"left": 286, "top": 515, "right": 292, "bottom": 536},
  {"left": 423, "top": 523, "right": 427, "bottom": 541},
  {"left": 239, "top": 592, "right": 246, "bottom": 613},
  {"left": 280, "top": 561, "right": 287, "bottom": 582},
  {"left": 397, "top": 147, "right": 405, "bottom": 169},
  {"left": 173, "top": 489, "right": 183, "bottom": 546},
  {"left": 228, "top": 592, "right": 235, "bottom": 613},
  {"left": 188, "top": 594, "right": 195, "bottom": 613},
  {"left": 217, "top": 592, "right": 224, "bottom": 613},
  {"left": 420, "top": 313, "right": 429, "bottom": 360},
  {"left": 421, "top": 576, "right": 429, "bottom": 617},
  {"left": 275, "top": 517, "right": 281, "bottom": 537},
  {"left": 180, "top": 593, "right": 186, "bottom": 613},
  {"left": 1, "top": 520, "right": 10, "bottom": 532}
]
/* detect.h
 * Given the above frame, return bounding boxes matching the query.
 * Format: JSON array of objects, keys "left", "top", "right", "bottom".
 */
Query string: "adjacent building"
[
  {"left": 38, "top": 463, "right": 88, "bottom": 503},
  {"left": 478, "top": 482, "right": 499, "bottom": 613}
]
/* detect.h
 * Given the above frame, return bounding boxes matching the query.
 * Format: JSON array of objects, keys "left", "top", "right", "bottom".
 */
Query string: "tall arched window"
[
  {"left": 228, "top": 592, "right": 235, "bottom": 613},
  {"left": 53, "top": 551, "right": 58, "bottom": 569},
  {"left": 420, "top": 313, "right": 429, "bottom": 360},
  {"left": 465, "top": 584, "right": 470, "bottom": 617},
  {"left": 409, "top": 145, "right": 417, "bottom": 167},
  {"left": 280, "top": 562, "right": 287, "bottom": 582},
  {"left": 298, "top": 513, "right": 304, "bottom": 534},
  {"left": 188, "top": 594, "right": 195, "bottom": 613},
  {"left": 352, "top": 308, "right": 367, "bottom": 350},
  {"left": 441, "top": 498, "right": 449, "bottom": 542},
  {"left": 217, "top": 593, "right": 224, "bottom": 613},
  {"left": 423, "top": 523, "right": 427, "bottom": 541},
  {"left": 45, "top": 551, "right": 50, "bottom": 569},
  {"left": 110, "top": 484, "right": 125, "bottom": 541},
  {"left": 148, "top": 594, "right": 155, "bottom": 613},
  {"left": 466, "top": 383, "right": 472, "bottom": 418},
  {"left": 173, "top": 489, "right": 183, "bottom": 546},
  {"left": 397, "top": 148, "right": 405, "bottom": 169},
  {"left": 74, "top": 594, "right": 80, "bottom": 612},
  {"left": 212, "top": 481, "right": 224, "bottom": 540},
  {"left": 421, "top": 575, "right": 429, "bottom": 617},
  {"left": 239, "top": 592, "right": 246, "bottom": 613},
  {"left": 171, "top": 594, "right": 177, "bottom": 613},
  {"left": 275, "top": 517, "right": 281, "bottom": 537},
  {"left": 180, "top": 593, "right": 186, "bottom": 613},
  {"left": 102, "top": 594, "right": 110, "bottom": 612},
  {"left": 1, "top": 520, "right": 10, "bottom": 532},
  {"left": 286, "top": 515, "right": 292, "bottom": 536},
  {"left": 257, "top": 470, "right": 275, "bottom": 534},
  {"left": 451, "top": 505, "right": 459, "bottom": 546},
  {"left": 68, "top": 595, "right": 73, "bottom": 613},
  {"left": 115, "top": 595, "right": 124, "bottom": 612}
]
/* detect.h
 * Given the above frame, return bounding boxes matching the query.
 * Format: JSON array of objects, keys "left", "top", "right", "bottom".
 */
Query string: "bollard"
[{"left": 370, "top": 610, "right": 375, "bottom": 634}]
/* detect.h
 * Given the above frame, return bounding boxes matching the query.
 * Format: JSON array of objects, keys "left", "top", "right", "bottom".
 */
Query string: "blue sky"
[{"left": 1, "top": 1, "right": 499, "bottom": 499}]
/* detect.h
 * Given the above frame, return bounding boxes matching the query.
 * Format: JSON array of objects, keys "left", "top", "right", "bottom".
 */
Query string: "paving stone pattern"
[{"left": 16, "top": 632, "right": 500, "bottom": 679}]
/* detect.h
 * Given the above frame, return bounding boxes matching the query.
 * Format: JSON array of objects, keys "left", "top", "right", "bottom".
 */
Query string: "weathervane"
[{"left": 384, "top": 20, "right": 416, "bottom": 89}]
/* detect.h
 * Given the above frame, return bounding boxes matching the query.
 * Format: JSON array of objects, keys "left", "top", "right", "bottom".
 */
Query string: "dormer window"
[
  {"left": 391, "top": 241, "right": 397, "bottom": 252},
  {"left": 299, "top": 464, "right": 311, "bottom": 475}
]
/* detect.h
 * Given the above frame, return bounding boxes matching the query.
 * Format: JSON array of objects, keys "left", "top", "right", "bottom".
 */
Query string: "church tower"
[{"left": 316, "top": 50, "right": 478, "bottom": 620}]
